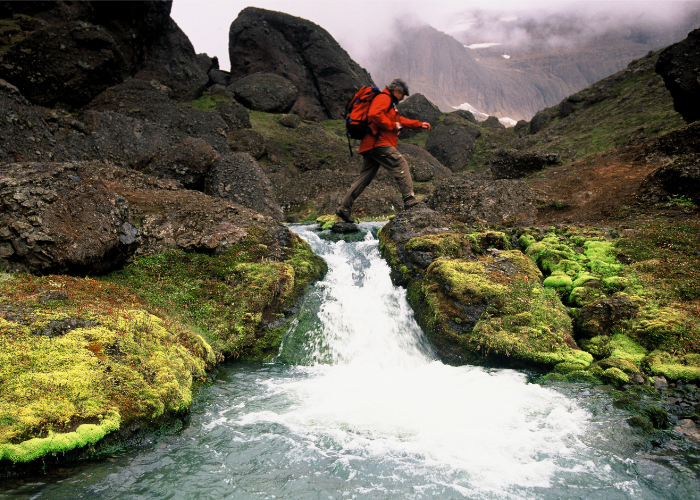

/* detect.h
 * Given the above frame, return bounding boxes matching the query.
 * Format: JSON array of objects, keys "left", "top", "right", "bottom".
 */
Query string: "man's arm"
[{"left": 399, "top": 116, "right": 430, "bottom": 130}]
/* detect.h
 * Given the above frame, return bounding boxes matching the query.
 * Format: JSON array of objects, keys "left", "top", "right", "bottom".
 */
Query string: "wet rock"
[
  {"left": 228, "top": 7, "right": 374, "bottom": 120},
  {"left": 656, "top": 28, "right": 700, "bottom": 123},
  {"left": 424, "top": 123, "right": 476, "bottom": 173},
  {"left": 489, "top": 149, "right": 561, "bottom": 180},
  {"left": 0, "top": 162, "right": 139, "bottom": 275},
  {"left": 674, "top": 419, "right": 700, "bottom": 442},
  {"left": 331, "top": 222, "right": 359, "bottom": 234},
  {"left": 229, "top": 72, "right": 298, "bottom": 113},
  {"left": 572, "top": 293, "right": 639, "bottom": 340},
  {"left": 204, "top": 153, "right": 284, "bottom": 221},
  {"left": 0, "top": 21, "right": 128, "bottom": 109},
  {"left": 426, "top": 172, "right": 538, "bottom": 225}
]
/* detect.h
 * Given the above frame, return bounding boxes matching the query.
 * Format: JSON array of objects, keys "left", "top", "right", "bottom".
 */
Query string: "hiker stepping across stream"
[{"left": 336, "top": 79, "right": 431, "bottom": 223}]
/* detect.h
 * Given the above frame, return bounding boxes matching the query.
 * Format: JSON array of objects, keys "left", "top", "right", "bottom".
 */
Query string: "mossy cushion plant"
[{"left": 0, "top": 275, "right": 215, "bottom": 464}]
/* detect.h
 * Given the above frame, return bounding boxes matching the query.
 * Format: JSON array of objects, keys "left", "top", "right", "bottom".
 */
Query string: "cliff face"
[{"left": 368, "top": 21, "right": 698, "bottom": 121}]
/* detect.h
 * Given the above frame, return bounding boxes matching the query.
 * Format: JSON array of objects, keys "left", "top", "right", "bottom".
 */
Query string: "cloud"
[{"left": 171, "top": 0, "right": 700, "bottom": 71}]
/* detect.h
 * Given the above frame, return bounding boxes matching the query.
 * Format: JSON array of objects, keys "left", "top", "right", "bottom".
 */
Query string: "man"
[{"left": 336, "top": 79, "right": 431, "bottom": 223}]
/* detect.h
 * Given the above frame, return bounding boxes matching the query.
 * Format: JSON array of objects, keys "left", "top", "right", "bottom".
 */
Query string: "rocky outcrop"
[
  {"left": 205, "top": 153, "right": 284, "bottom": 221},
  {"left": 638, "top": 154, "right": 700, "bottom": 204},
  {"left": 426, "top": 173, "right": 538, "bottom": 225},
  {"left": 424, "top": 124, "right": 476, "bottom": 173},
  {"left": 656, "top": 28, "right": 700, "bottom": 123},
  {"left": 397, "top": 93, "right": 441, "bottom": 139},
  {"left": 0, "top": 21, "right": 128, "bottom": 108},
  {"left": 133, "top": 18, "right": 209, "bottom": 101},
  {"left": 229, "top": 72, "right": 298, "bottom": 113},
  {"left": 228, "top": 7, "right": 374, "bottom": 121},
  {"left": 0, "top": 162, "right": 139, "bottom": 274},
  {"left": 572, "top": 294, "right": 640, "bottom": 340},
  {"left": 378, "top": 207, "right": 589, "bottom": 368},
  {"left": 489, "top": 149, "right": 561, "bottom": 179},
  {"left": 483, "top": 116, "right": 505, "bottom": 129},
  {"left": 145, "top": 138, "right": 218, "bottom": 190}
]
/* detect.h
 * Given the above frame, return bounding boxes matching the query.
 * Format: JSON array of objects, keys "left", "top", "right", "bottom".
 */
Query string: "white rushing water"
[{"left": 6, "top": 223, "right": 697, "bottom": 499}]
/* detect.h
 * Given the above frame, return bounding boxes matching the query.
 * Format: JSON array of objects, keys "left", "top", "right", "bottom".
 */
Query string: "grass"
[{"left": 183, "top": 93, "right": 230, "bottom": 111}]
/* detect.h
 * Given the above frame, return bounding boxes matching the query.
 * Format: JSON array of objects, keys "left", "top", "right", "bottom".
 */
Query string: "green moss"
[
  {"left": 608, "top": 334, "right": 647, "bottom": 365},
  {"left": 643, "top": 351, "right": 700, "bottom": 381},
  {"left": 579, "top": 335, "right": 611, "bottom": 358},
  {"left": 543, "top": 275, "right": 572, "bottom": 289},
  {"left": 468, "top": 231, "right": 511, "bottom": 254},
  {"left": 598, "top": 357, "right": 639, "bottom": 374},
  {"left": 602, "top": 276, "right": 629, "bottom": 292},
  {"left": 554, "top": 361, "right": 589, "bottom": 374},
  {"left": 569, "top": 286, "right": 606, "bottom": 307},
  {"left": 182, "top": 93, "right": 230, "bottom": 110},
  {"left": 628, "top": 416, "right": 653, "bottom": 434},
  {"left": 519, "top": 234, "right": 536, "bottom": 249},
  {"left": 106, "top": 230, "right": 326, "bottom": 359},
  {"left": 566, "top": 370, "right": 601, "bottom": 384},
  {"left": 602, "top": 367, "right": 629, "bottom": 384},
  {"left": 405, "top": 233, "right": 463, "bottom": 259},
  {"left": 629, "top": 306, "right": 698, "bottom": 353},
  {"left": 0, "top": 276, "right": 215, "bottom": 463},
  {"left": 584, "top": 240, "right": 623, "bottom": 277},
  {"left": 644, "top": 406, "right": 670, "bottom": 429},
  {"left": 571, "top": 272, "right": 598, "bottom": 288},
  {"left": 316, "top": 214, "right": 342, "bottom": 229}
]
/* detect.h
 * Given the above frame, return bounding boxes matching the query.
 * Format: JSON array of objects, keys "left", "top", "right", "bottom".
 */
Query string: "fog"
[{"left": 172, "top": 0, "right": 700, "bottom": 72}]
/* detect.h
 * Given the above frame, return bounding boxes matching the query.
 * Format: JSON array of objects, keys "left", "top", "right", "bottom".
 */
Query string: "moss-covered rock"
[
  {"left": 642, "top": 350, "right": 700, "bottom": 381},
  {"left": 316, "top": 214, "right": 342, "bottom": 230},
  {"left": 602, "top": 367, "right": 630, "bottom": 384},
  {"left": 0, "top": 275, "right": 214, "bottom": 464}
]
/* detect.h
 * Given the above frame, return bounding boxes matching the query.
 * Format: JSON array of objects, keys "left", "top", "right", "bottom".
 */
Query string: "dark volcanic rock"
[
  {"left": 331, "top": 222, "right": 359, "bottom": 234},
  {"left": 397, "top": 93, "right": 441, "bottom": 139},
  {"left": 204, "top": 153, "right": 284, "bottom": 221},
  {"left": 0, "top": 162, "right": 138, "bottom": 274},
  {"left": 426, "top": 172, "right": 538, "bottom": 225},
  {"left": 449, "top": 109, "right": 477, "bottom": 123},
  {"left": 209, "top": 69, "right": 231, "bottom": 87},
  {"left": 397, "top": 143, "right": 452, "bottom": 183},
  {"left": 0, "top": 21, "right": 128, "bottom": 108},
  {"left": 146, "top": 138, "right": 218, "bottom": 190},
  {"left": 572, "top": 294, "right": 639, "bottom": 340},
  {"left": 638, "top": 153, "right": 700, "bottom": 204},
  {"left": 483, "top": 116, "right": 505, "bottom": 129},
  {"left": 228, "top": 129, "right": 267, "bottom": 159},
  {"left": 424, "top": 124, "right": 476, "bottom": 173},
  {"left": 217, "top": 99, "right": 251, "bottom": 131},
  {"left": 489, "top": 149, "right": 561, "bottom": 180},
  {"left": 134, "top": 18, "right": 208, "bottom": 101},
  {"left": 529, "top": 110, "right": 553, "bottom": 135},
  {"left": 229, "top": 72, "right": 298, "bottom": 113},
  {"left": 228, "top": 7, "right": 374, "bottom": 120},
  {"left": 656, "top": 28, "right": 700, "bottom": 123}
]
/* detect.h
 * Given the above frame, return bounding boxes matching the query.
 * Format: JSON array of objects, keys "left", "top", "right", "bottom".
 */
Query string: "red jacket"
[{"left": 359, "top": 90, "right": 424, "bottom": 153}]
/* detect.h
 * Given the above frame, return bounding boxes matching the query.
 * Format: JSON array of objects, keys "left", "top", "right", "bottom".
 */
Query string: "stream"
[{"left": 2, "top": 223, "right": 699, "bottom": 499}]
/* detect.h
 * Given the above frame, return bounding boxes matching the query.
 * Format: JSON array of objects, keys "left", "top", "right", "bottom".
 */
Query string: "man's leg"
[
  {"left": 339, "top": 153, "right": 381, "bottom": 211},
  {"left": 366, "top": 146, "right": 416, "bottom": 205}
]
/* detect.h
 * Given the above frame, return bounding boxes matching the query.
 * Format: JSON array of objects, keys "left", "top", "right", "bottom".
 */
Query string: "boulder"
[
  {"left": 228, "top": 7, "right": 374, "bottom": 120},
  {"left": 228, "top": 129, "right": 267, "bottom": 159},
  {"left": 514, "top": 120, "right": 528, "bottom": 135},
  {"left": 441, "top": 115, "right": 481, "bottom": 139},
  {"left": 397, "top": 143, "right": 452, "bottom": 183},
  {"left": 448, "top": 109, "right": 477, "bottom": 123},
  {"left": 0, "top": 162, "right": 138, "bottom": 274},
  {"left": 572, "top": 294, "right": 640, "bottom": 340},
  {"left": 228, "top": 72, "right": 298, "bottom": 113},
  {"left": 397, "top": 93, "right": 441, "bottom": 139},
  {"left": 378, "top": 207, "right": 587, "bottom": 369},
  {"left": 426, "top": 172, "right": 538, "bottom": 225},
  {"left": 278, "top": 114, "right": 301, "bottom": 129},
  {"left": 145, "top": 138, "right": 218, "bottom": 190},
  {"left": 217, "top": 99, "right": 251, "bottom": 131},
  {"left": 204, "top": 153, "right": 284, "bottom": 221},
  {"left": 424, "top": 124, "right": 476, "bottom": 173},
  {"left": 656, "top": 28, "right": 700, "bottom": 123},
  {"left": 0, "top": 21, "right": 128, "bottom": 108},
  {"left": 134, "top": 18, "right": 209, "bottom": 101},
  {"left": 483, "top": 116, "right": 505, "bottom": 129},
  {"left": 489, "top": 149, "right": 561, "bottom": 179},
  {"left": 208, "top": 69, "right": 231, "bottom": 87},
  {"left": 529, "top": 110, "right": 552, "bottom": 134},
  {"left": 638, "top": 153, "right": 700, "bottom": 204}
]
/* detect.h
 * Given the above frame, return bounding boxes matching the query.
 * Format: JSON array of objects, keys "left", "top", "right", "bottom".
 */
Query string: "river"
[{"left": 2, "top": 223, "right": 699, "bottom": 499}]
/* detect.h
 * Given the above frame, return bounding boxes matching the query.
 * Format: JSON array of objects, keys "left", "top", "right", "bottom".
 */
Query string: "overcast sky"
[{"left": 171, "top": 0, "right": 699, "bottom": 71}]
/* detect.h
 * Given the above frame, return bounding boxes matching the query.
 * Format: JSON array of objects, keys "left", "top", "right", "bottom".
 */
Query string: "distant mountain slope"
[{"left": 367, "top": 12, "right": 699, "bottom": 120}]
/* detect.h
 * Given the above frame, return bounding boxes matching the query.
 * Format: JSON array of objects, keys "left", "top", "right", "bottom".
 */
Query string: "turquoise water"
[{"left": 2, "top": 223, "right": 699, "bottom": 499}]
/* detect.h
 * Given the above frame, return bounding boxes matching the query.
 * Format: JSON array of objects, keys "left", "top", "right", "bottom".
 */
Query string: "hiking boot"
[
  {"left": 403, "top": 197, "right": 423, "bottom": 210},
  {"left": 335, "top": 207, "right": 354, "bottom": 223}
]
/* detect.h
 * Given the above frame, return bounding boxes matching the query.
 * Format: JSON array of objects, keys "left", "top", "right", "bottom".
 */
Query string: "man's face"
[{"left": 391, "top": 88, "right": 405, "bottom": 101}]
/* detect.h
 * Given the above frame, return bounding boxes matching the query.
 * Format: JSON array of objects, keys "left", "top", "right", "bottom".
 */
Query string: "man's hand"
[{"left": 421, "top": 122, "right": 431, "bottom": 130}]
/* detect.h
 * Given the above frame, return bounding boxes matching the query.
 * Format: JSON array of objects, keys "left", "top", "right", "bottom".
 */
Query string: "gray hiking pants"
[{"left": 340, "top": 146, "right": 414, "bottom": 210}]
